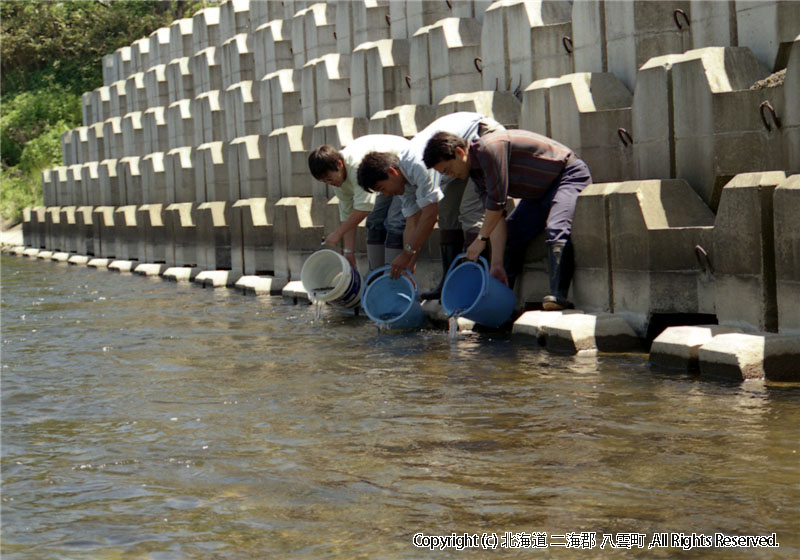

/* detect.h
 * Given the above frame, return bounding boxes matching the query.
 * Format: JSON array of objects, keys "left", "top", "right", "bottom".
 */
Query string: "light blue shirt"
[{"left": 397, "top": 112, "right": 486, "bottom": 217}]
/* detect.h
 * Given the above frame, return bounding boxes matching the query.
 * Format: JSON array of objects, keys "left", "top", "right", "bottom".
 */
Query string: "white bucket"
[{"left": 300, "top": 249, "right": 362, "bottom": 308}]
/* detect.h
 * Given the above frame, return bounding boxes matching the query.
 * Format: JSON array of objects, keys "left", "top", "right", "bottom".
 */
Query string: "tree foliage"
[{"left": 1, "top": 0, "right": 209, "bottom": 222}]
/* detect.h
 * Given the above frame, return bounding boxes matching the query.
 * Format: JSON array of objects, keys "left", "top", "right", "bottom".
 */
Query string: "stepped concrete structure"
[{"left": 12, "top": 0, "right": 800, "bottom": 380}]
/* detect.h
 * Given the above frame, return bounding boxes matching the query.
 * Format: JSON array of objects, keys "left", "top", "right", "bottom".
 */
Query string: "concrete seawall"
[{"left": 10, "top": 0, "right": 800, "bottom": 381}]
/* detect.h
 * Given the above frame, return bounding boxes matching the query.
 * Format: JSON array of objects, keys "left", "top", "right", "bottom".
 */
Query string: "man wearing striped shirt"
[{"left": 422, "top": 129, "right": 592, "bottom": 311}]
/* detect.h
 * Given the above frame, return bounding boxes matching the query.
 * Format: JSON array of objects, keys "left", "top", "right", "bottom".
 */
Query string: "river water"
[{"left": 2, "top": 253, "right": 799, "bottom": 559}]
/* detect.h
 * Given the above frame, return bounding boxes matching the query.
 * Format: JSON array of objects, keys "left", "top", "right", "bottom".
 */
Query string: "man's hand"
[
  {"left": 390, "top": 250, "right": 414, "bottom": 279},
  {"left": 324, "top": 231, "right": 342, "bottom": 247},
  {"left": 490, "top": 263, "right": 508, "bottom": 286},
  {"left": 466, "top": 237, "right": 485, "bottom": 262}
]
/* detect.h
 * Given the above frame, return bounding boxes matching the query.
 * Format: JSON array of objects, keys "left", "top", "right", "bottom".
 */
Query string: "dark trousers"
[{"left": 505, "top": 159, "right": 592, "bottom": 273}]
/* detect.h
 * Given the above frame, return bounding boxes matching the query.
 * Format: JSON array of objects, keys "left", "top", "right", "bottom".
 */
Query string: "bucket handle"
[
  {"left": 365, "top": 265, "right": 418, "bottom": 291},
  {"left": 446, "top": 253, "right": 492, "bottom": 298}
]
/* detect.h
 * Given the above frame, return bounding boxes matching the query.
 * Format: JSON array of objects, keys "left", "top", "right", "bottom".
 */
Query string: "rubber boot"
[
  {"left": 419, "top": 230, "right": 464, "bottom": 301},
  {"left": 366, "top": 243, "right": 385, "bottom": 272},
  {"left": 542, "top": 241, "right": 575, "bottom": 310}
]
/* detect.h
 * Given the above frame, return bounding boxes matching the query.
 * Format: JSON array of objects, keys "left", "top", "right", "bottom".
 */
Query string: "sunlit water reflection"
[{"left": 2, "top": 254, "right": 799, "bottom": 559}]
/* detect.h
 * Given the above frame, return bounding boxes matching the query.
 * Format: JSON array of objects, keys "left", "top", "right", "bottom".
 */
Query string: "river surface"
[{"left": 2, "top": 253, "right": 799, "bottom": 559}]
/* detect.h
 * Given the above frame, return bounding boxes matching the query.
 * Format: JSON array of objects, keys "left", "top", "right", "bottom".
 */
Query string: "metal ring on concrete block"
[
  {"left": 473, "top": 57, "right": 483, "bottom": 74},
  {"left": 617, "top": 128, "right": 633, "bottom": 147},
  {"left": 562, "top": 36, "right": 573, "bottom": 54},
  {"left": 673, "top": 9, "right": 690, "bottom": 30},
  {"left": 759, "top": 101, "right": 782, "bottom": 132}
]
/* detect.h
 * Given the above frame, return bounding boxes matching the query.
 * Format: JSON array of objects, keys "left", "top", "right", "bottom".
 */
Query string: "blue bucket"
[
  {"left": 362, "top": 266, "right": 426, "bottom": 329},
  {"left": 300, "top": 249, "right": 362, "bottom": 309},
  {"left": 441, "top": 254, "right": 516, "bottom": 328}
]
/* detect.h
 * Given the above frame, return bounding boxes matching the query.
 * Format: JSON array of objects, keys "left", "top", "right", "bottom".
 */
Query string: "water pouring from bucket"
[
  {"left": 441, "top": 254, "right": 516, "bottom": 328},
  {"left": 362, "top": 265, "right": 426, "bottom": 330},
  {"left": 300, "top": 249, "right": 363, "bottom": 311}
]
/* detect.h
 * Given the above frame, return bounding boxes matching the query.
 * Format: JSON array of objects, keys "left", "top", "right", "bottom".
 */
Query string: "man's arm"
[
  {"left": 389, "top": 203, "right": 438, "bottom": 279},
  {"left": 325, "top": 209, "right": 370, "bottom": 248}
]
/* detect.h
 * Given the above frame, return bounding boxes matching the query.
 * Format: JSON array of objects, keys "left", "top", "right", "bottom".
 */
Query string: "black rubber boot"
[
  {"left": 419, "top": 230, "right": 463, "bottom": 301},
  {"left": 542, "top": 241, "right": 575, "bottom": 310}
]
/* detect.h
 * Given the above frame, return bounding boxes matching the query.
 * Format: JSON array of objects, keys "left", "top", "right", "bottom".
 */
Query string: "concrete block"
[
  {"left": 31, "top": 207, "right": 49, "bottom": 250},
  {"left": 74, "top": 126, "right": 90, "bottom": 165},
  {"left": 254, "top": 20, "right": 293, "bottom": 78},
  {"left": 522, "top": 72, "right": 634, "bottom": 182},
  {"left": 195, "top": 141, "right": 232, "bottom": 202},
  {"left": 87, "top": 122, "right": 106, "bottom": 163},
  {"left": 607, "top": 179, "right": 715, "bottom": 336},
  {"left": 690, "top": 0, "right": 736, "bottom": 50},
  {"left": 113, "top": 205, "right": 141, "bottom": 261},
  {"left": 512, "top": 309, "right": 582, "bottom": 344},
  {"left": 144, "top": 64, "right": 169, "bottom": 108},
  {"left": 713, "top": 171, "right": 786, "bottom": 333},
  {"left": 98, "top": 160, "right": 121, "bottom": 207},
  {"left": 248, "top": 0, "right": 274, "bottom": 32},
  {"left": 148, "top": 27, "right": 172, "bottom": 67},
  {"left": 220, "top": 0, "right": 252, "bottom": 42},
  {"left": 112, "top": 46, "right": 132, "bottom": 81},
  {"left": 61, "top": 130, "right": 75, "bottom": 166},
  {"left": 785, "top": 36, "right": 800, "bottom": 172},
  {"left": 351, "top": 39, "right": 411, "bottom": 119},
  {"left": 301, "top": 53, "right": 351, "bottom": 126},
  {"left": 544, "top": 312, "right": 641, "bottom": 354},
  {"left": 273, "top": 197, "right": 326, "bottom": 283},
  {"left": 633, "top": 47, "right": 771, "bottom": 205},
  {"left": 90, "top": 86, "right": 111, "bottom": 126},
  {"left": 59, "top": 206, "right": 79, "bottom": 254},
  {"left": 436, "top": 91, "right": 521, "bottom": 128},
  {"left": 92, "top": 206, "right": 117, "bottom": 258},
  {"left": 265, "top": 126, "right": 313, "bottom": 198},
  {"left": 166, "top": 99, "right": 195, "bottom": 149},
  {"left": 259, "top": 69, "right": 302, "bottom": 132},
  {"left": 389, "top": 0, "right": 473, "bottom": 41},
  {"left": 193, "top": 90, "right": 227, "bottom": 146},
  {"left": 136, "top": 204, "right": 168, "bottom": 264},
  {"left": 168, "top": 18, "right": 194, "bottom": 61},
  {"left": 67, "top": 255, "right": 90, "bottom": 265},
  {"left": 411, "top": 17, "right": 483, "bottom": 107},
  {"left": 191, "top": 47, "right": 224, "bottom": 96},
  {"left": 41, "top": 169, "right": 56, "bottom": 207},
  {"left": 121, "top": 111, "right": 145, "bottom": 157},
  {"left": 141, "top": 152, "right": 169, "bottom": 204},
  {"left": 292, "top": 3, "right": 337, "bottom": 69},
  {"left": 368, "top": 103, "right": 436, "bottom": 137},
  {"left": 165, "top": 147, "right": 195, "bottom": 203},
  {"left": 699, "top": 333, "right": 800, "bottom": 381},
  {"left": 334, "top": 0, "right": 391, "bottom": 55},
  {"left": 81, "top": 92, "right": 93, "bottom": 127},
  {"left": 131, "top": 37, "right": 152, "bottom": 74},
  {"left": 118, "top": 156, "right": 143, "bottom": 206},
  {"left": 480, "top": 0, "right": 572, "bottom": 92},
  {"left": 102, "top": 53, "right": 117, "bottom": 86},
  {"left": 143, "top": 106, "right": 168, "bottom": 154},
  {"left": 125, "top": 72, "right": 147, "bottom": 113},
  {"left": 673, "top": 52, "right": 784, "bottom": 210},
  {"left": 196, "top": 201, "right": 235, "bottom": 275},
  {"left": 649, "top": 325, "right": 743, "bottom": 371},
  {"left": 228, "top": 134, "right": 268, "bottom": 199},
  {"left": 163, "top": 202, "right": 198, "bottom": 267},
  {"left": 737, "top": 1, "right": 800, "bottom": 72},
  {"left": 231, "top": 197, "right": 275, "bottom": 277},
  {"left": 53, "top": 166, "right": 71, "bottom": 207},
  {"left": 80, "top": 162, "right": 102, "bottom": 206},
  {"left": 221, "top": 33, "right": 255, "bottom": 89},
  {"left": 66, "top": 164, "right": 84, "bottom": 206},
  {"left": 774, "top": 175, "right": 800, "bottom": 334},
  {"left": 166, "top": 57, "right": 194, "bottom": 104},
  {"left": 74, "top": 206, "right": 95, "bottom": 256},
  {"left": 223, "top": 81, "right": 262, "bottom": 141},
  {"left": 192, "top": 7, "right": 222, "bottom": 54}
]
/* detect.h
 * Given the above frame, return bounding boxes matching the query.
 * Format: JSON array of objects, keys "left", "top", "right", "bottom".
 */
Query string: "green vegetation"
[{"left": 1, "top": 0, "right": 209, "bottom": 225}]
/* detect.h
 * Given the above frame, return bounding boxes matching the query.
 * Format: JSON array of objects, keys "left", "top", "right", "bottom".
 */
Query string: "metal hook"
[
  {"left": 385, "top": 14, "right": 391, "bottom": 26},
  {"left": 617, "top": 128, "right": 633, "bottom": 147},
  {"left": 673, "top": 8, "right": 690, "bottom": 29},
  {"left": 759, "top": 101, "right": 782, "bottom": 132},
  {"left": 694, "top": 245, "right": 714, "bottom": 275},
  {"left": 405, "top": 75, "right": 411, "bottom": 89},
  {"left": 445, "top": 0, "right": 452, "bottom": 9},
  {"left": 513, "top": 75, "right": 523, "bottom": 100},
  {"left": 473, "top": 57, "right": 483, "bottom": 74},
  {"left": 562, "top": 36, "right": 573, "bottom": 54}
]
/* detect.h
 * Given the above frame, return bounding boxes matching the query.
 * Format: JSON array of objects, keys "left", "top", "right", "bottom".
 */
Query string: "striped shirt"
[{"left": 468, "top": 130, "right": 576, "bottom": 211}]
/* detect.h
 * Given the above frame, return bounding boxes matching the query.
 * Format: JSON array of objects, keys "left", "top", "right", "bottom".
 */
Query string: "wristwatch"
[
  {"left": 478, "top": 234, "right": 490, "bottom": 242},
  {"left": 404, "top": 244, "right": 417, "bottom": 255}
]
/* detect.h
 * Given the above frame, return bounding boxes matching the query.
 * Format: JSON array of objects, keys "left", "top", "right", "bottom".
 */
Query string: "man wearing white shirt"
[
  {"left": 308, "top": 134, "right": 409, "bottom": 270},
  {"left": 356, "top": 112, "right": 503, "bottom": 285}
]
